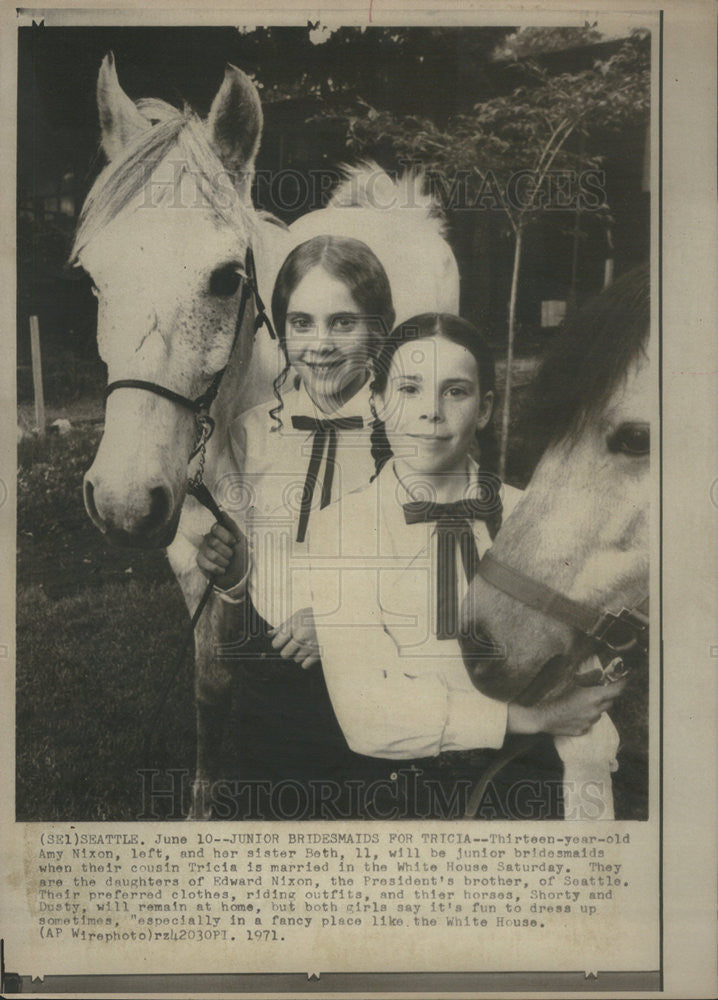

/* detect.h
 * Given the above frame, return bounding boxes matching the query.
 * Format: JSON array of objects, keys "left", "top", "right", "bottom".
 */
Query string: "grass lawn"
[
  {"left": 17, "top": 582, "right": 195, "bottom": 821},
  {"left": 16, "top": 422, "right": 648, "bottom": 821},
  {"left": 17, "top": 427, "right": 197, "bottom": 820}
]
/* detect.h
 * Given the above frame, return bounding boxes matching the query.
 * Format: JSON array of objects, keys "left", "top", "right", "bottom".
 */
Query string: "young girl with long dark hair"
[
  {"left": 294, "top": 313, "right": 626, "bottom": 819},
  {"left": 203, "top": 310, "right": 625, "bottom": 818},
  {"left": 192, "top": 234, "right": 396, "bottom": 817}
]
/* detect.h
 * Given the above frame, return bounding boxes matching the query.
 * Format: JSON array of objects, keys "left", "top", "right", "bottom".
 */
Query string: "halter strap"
[
  {"left": 105, "top": 239, "right": 277, "bottom": 496},
  {"left": 104, "top": 379, "right": 210, "bottom": 414},
  {"left": 137, "top": 242, "right": 273, "bottom": 763},
  {"left": 105, "top": 268, "right": 253, "bottom": 418},
  {"left": 246, "top": 246, "right": 276, "bottom": 340},
  {"left": 477, "top": 551, "right": 649, "bottom": 655}
]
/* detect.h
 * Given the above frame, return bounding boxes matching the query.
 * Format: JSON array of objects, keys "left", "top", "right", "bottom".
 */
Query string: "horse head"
[
  {"left": 75, "top": 54, "right": 263, "bottom": 547},
  {"left": 460, "top": 266, "right": 651, "bottom": 704}
]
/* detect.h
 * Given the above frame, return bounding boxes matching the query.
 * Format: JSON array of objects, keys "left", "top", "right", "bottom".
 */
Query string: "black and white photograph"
[
  {"left": 3, "top": 2, "right": 717, "bottom": 996},
  {"left": 16, "top": 17, "right": 651, "bottom": 823}
]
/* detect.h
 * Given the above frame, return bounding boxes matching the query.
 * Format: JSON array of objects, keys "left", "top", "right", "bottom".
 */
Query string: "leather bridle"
[
  {"left": 102, "top": 244, "right": 276, "bottom": 750},
  {"left": 477, "top": 550, "right": 649, "bottom": 658},
  {"left": 463, "top": 551, "right": 648, "bottom": 820},
  {"left": 104, "top": 245, "right": 275, "bottom": 520}
]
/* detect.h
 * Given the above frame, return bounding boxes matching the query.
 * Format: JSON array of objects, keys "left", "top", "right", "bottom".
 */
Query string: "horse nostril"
[
  {"left": 459, "top": 624, "right": 506, "bottom": 680},
  {"left": 83, "top": 477, "right": 107, "bottom": 533},
  {"left": 144, "top": 485, "right": 172, "bottom": 533}
]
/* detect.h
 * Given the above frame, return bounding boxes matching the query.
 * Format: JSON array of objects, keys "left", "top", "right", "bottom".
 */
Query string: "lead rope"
[{"left": 142, "top": 485, "right": 223, "bottom": 760}]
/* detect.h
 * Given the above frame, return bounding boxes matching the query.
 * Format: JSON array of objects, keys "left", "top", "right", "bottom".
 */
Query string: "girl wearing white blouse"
[
  {"left": 296, "top": 313, "right": 626, "bottom": 819},
  {"left": 194, "top": 235, "right": 396, "bottom": 817}
]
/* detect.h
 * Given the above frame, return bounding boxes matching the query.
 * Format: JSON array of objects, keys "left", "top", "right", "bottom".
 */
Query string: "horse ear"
[
  {"left": 207, "top": 64, "right": 263, "bottom": 197},
  {"left": 97, "top": 52, "right": 150, "bottom": 161}
]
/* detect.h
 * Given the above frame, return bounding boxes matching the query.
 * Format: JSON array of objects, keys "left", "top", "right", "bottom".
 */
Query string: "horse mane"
[
  {"left": 525, "top": 263, "right": 650, "bottom": 453},
  {"left": 70, "top": 98, "right": 256, "bottom": 262},
  {"left": 328, "top": 160, "right": 449, "bottom": 239}
]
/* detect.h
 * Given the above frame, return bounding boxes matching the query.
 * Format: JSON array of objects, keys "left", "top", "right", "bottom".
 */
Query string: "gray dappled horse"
[{"left": 74, "top": 55, "right": 459, "bottom": 817}]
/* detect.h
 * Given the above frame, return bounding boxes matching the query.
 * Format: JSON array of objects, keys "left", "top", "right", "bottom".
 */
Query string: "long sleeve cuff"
[
  {"left": 213, "top": 563, "right": 251, "bottom": 604},
  {"left": 442, "top": 689, "right": 508, "bottom": 751},
  {"left": 554, "top": 713, "right": 620, "bottom": 821}
]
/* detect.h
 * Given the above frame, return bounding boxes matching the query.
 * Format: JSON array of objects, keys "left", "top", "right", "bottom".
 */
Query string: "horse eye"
[
  {"left": 608, "top": 422, "right": 650, "bottom": 456},
  {"left": 209, "top": 264, "right": 243, "bottom": 297}
]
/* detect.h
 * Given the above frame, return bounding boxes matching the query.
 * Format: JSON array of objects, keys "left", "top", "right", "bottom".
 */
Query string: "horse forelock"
[
  {"left": 71, "top": 105, "right": 256, "bottom": 264},
  {"left": 328, "top": 160, "right": 448, "bottom": 240},
  {"left": 525, "top": 264, "right": 650, "bottom": 455}
]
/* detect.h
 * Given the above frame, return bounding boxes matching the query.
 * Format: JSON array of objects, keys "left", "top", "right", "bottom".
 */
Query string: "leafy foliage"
[
  {"left": 336, "top": 30, "right": 650, "bottom": 225},
  {"left": 328, "top": 28, "right": 650, "bottom": 474},
  {"left": 238, "top": 26, "right": 512, "bottom": 116},
  {"left": 492, "top": 25, "right": 604, "bottom": 61}
]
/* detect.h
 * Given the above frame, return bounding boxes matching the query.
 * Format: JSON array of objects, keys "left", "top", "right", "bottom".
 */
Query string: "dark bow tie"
[
  {"left": 403, "top": 492, "right": 503, "bottom": 641},
  {"left": 403, "top": 496, "right": 501, "bottom": 529},
  {"left": 291, "top": 415, "right": 364, "bottom": 433},
  {"left": 291, "top": 414, "right": 364, "bottom": 543}
]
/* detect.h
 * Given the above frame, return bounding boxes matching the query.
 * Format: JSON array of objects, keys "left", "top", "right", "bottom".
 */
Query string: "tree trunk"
[
  {"left": 603, "top": 225, "right": 615, "bottom": 288},
  {"left": 569, "top": 206, "right": 582, "bottom": 309},
  {"left": 499, "top": 224, "right": 523, "bottom": 481},
  {"left": 568, "top": 132, "right": 586, "bottom": 309}
]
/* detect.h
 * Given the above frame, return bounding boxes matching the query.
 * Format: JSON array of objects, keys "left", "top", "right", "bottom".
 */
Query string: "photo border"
[{"left": 4, "top": 2, "right": 716, "bottom": 996}]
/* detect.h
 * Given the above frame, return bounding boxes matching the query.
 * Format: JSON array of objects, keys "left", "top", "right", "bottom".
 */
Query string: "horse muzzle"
[
  {"left": 459, "top": 578, "right": 578, "bottom": 703},
  {"left": 457, "top": 622, "right": 517, "bottom": 701},
  {"left": 83, "top": 469, "right": 184, "bottom": 549},
  {"left": 460, "top": 624, "right": 575, "bottom": 705}
]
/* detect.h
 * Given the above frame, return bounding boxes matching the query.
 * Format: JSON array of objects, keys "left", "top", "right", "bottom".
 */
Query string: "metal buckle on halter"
[
  {"left": 602, "top": 656, "right": 630, "bottom": 683},
  {"left": 590, "top": 607, "right": 649, "bottom": 654},
  {"left": 188, "top": 412, "right": 215, "bottom": 487},
  {"left": 575, "top": 654, "right": 630, "bottom": 687}
]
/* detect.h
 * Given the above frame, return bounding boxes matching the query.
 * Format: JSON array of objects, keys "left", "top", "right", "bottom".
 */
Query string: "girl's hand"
[
  {"left": 269, "top": 608, "right": 320, "bottom": 669},
  {"left": 196, "top": 514, "right": 248, "bottom": 591},
  {"left": 507, "top": 677, "right": 627, "bottom": 737}
]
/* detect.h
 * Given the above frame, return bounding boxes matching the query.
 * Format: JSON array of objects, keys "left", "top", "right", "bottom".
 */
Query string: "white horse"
[
  {"left": 74, "top": 55, "right": 459, "bottom": 816},
  {"left": 460, "top": 267, "right": 650, "bottom": 818}
]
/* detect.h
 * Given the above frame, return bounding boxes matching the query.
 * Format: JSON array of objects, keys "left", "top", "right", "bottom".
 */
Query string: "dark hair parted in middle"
[
  {"left": 271, "top": 235, "right": 396, "bottom": 353},
  {"left": 269, "top": 234, "right": 396, "bottom": 427},
  {"left": 369, "top": 312, "right": 500, "bottom": 476}
]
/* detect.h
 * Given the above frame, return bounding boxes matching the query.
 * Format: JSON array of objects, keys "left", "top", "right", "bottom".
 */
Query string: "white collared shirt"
[
  {"left": 303, "top": 460, "right": 523, "bottom": 759},
  {"left": 209, "top": 379, "right": 376, "bottom": 626}
]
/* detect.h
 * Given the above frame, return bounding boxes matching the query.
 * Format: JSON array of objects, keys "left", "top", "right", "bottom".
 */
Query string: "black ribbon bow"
[
  {"left": 403, "top": 493, "right": 502, "bottom": 640},
  {"left": 291, "top": 415, "right": 364, "bottom": 543}
]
